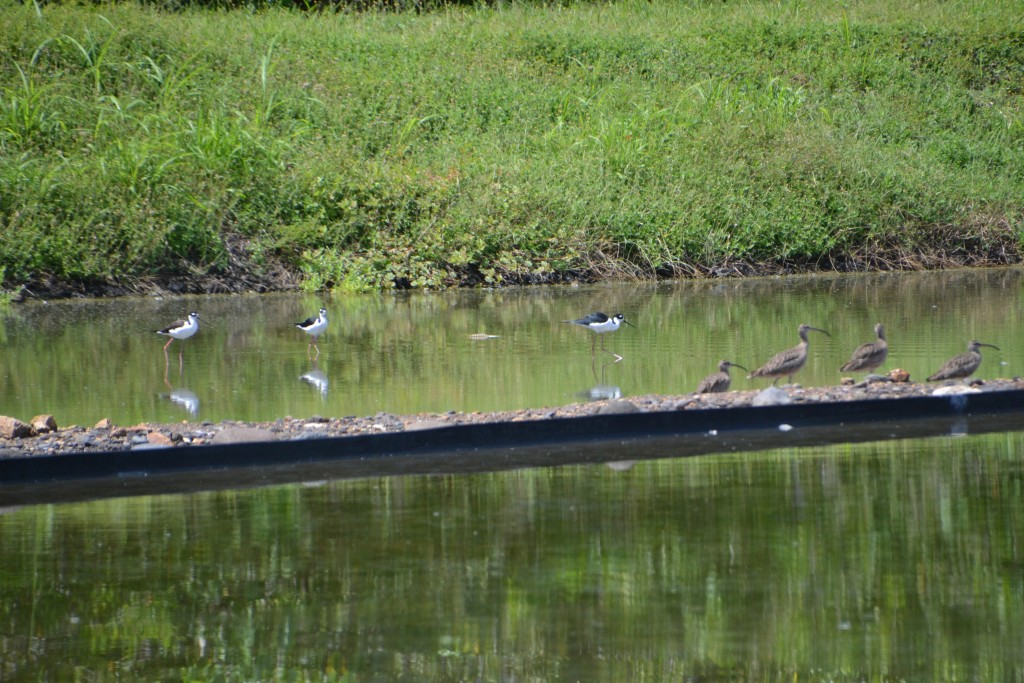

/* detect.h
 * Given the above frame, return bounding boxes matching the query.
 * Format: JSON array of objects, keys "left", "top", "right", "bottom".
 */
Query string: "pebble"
[{"left": 1, "top": 378, "right": 1021, "bottom": 458}]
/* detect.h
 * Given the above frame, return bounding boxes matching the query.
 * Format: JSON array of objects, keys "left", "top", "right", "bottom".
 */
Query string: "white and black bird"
[
  {"left": 563, "top": 312, "right": 634, "bottom": 359},
  {"left": 156, "top": 312, "right": 200, "bottom": 353},
  {"left": 295, "top": 307, "right": 328, "bottom": 358}
]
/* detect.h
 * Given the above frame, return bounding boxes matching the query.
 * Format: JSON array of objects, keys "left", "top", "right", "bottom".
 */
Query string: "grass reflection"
[{"left": 1, "top": 431, "right": 1023, "bottom": 680}]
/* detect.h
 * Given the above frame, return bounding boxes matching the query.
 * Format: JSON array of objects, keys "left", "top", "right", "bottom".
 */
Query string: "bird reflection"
[
  {"left": 162, "top": 378, "right": 199, "bottom": 417},
  {"left": 580, "top": 384, "right": 622, "bottom": 402},
  {"left": 575, "top": 357, "right": 622, "bottom": 402},
  {"left": 300, "top": 359, "right": 329, "bottom": 398}
]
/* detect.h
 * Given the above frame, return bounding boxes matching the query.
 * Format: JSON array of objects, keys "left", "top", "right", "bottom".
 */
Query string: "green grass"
[{"left": 1, "top": 0, "right": 1023, "bottom": 292}]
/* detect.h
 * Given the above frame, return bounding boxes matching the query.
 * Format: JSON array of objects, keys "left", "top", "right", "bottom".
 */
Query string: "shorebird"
[
  {"left": 157, "top": 312, "right": 200, "bottom": 375},
  {"left": 563, "top": 312, "right": 634, "bottom": 359},
  {"left": 157, "top": 312, "right": 200, "bottom": 352},
  {"left": 840, "top": 323, "right": 888, "bottom": 374},
  {"left": 295, "top": 307, "right": 328, "bottom": 359},
  {"left": 697, "top": 360, "right": 749, "bottom": 394},
  {"left": 927, "top": 341, "right": 1000, "bottom": 383},
  {"left": 749, "top": 323, "right": 830, "bottom": 386}
]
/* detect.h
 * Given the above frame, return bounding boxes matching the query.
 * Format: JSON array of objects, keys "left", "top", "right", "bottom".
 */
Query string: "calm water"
[
  {"left": 0, "top": 268, "right": 1021, "bottom": 426},
  {"left": 2, "top": 431, "right": 1023, "bottom": 681}
]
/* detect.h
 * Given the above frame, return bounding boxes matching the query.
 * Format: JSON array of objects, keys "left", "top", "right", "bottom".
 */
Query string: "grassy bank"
[{"left": 1, "top": 0, "right": 1023, "bottom": 294}]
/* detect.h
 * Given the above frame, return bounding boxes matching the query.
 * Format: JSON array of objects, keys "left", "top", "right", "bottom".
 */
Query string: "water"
[
  {"left": 2, "top": 431, "right": 1023, "bottom": 681},
  {"left": 0, "top": 268, "right": 1021, "bottom": 426}
]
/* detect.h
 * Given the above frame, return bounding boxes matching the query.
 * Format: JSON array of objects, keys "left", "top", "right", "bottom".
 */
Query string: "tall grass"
[{"left": 0, "top": 0, "right": 1022, "bottom": 292}]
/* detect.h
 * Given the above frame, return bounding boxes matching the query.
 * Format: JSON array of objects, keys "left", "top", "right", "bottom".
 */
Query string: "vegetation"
[{"left": 1, "top": 0, "right": 1022, "bottom": 293}]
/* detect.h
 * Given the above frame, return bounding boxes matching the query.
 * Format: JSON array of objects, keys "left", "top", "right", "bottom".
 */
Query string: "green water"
[
  {"left": 0, "top": 269, "right": 1021, "bottom": 426},
  {"left": 2, "top": 431, "right": 1023, "bottom": 681}
]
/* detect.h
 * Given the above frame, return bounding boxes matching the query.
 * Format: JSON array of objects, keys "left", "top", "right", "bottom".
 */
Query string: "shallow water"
[
  {"left": 2, "top": 430, "right": 1023, "bottom": 681},
  {"left": 0, "top": 268, "right": 1021, "bottom": 425}
]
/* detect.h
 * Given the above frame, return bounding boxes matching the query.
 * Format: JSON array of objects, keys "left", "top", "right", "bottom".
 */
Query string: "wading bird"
[
  {"left": 749, "top": 323, "right": 830, "bottom": 386},
  {"left": 295, "top": 307, "right": 328, "bottom": 359},
  {"left": 840, "top": 323, "right": 888, "bottom": 374},
  {"left": 927, "top": 340, "right": 1000, "bottom": 383},
  {"left": 563, "top": 312, "right": 634, "bottom": 360},
  {"left": 697, "top": 360, "right": 749, "bottom": 394},
  {"left": 157, "top": 312, "right": 200, "bottom": 375}
]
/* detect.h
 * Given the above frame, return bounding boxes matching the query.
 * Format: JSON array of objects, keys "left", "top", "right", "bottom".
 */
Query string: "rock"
[
  {"left": 95, "top": 418, "right": 112, "bottom": 429},
  {"left": 146, "top": 432, "right": 175, "bottom": 447},
  {"left": 932, "top": 385, "right": 981, "bottom": 396},
  {"left": 210, "top": 427, "right": 277, "bottom": 445},
  {"left": 752, "top": 387, "right": 792, "bottom": 407},
  {"left": 30, "top": 415, "right": 58, "bottom": 434},
  {"left": 405, "top": 419, "right": 449, "bottom": 431},
  {"left": 0, "top": 416, "right": 32, "bottom": 439},
  {"left": 594, "top": 399, "right": 641, "bottom": 415},
  {"left": 888, "top": 368, "right": 911, "bottom": 383}
]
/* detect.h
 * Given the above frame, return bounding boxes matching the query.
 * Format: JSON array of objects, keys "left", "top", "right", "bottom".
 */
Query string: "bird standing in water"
[
  {"left": 927, "top": 340, "right": 999, "bottom": 383},
  {"left": 563, "top": 312, "right": 634, "bottom": 360},
  {"left": 840, "top": 323, "right": 889, "bottom": 374},
  {"left": 295, "top": 307, "right": 329, "bottom": 359},
  {"left": 157, "top": 312, "right": 200, "bottom": 374},
  {"left": 697, "top": 360, "right": 749, "bottom": 394},
  {"left": 749, "top": 323, "right": 830, "bottom": 386}
]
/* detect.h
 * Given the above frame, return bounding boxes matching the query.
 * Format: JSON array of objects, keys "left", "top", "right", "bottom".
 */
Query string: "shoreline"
[
  {"left": 3, "top": 378, "right": 1022, "bottom": 459},
  {"left": 5, "top": 259, "right": 1024, "bottom": 304}
]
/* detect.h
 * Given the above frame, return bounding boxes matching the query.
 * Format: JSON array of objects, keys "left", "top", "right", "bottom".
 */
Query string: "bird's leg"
[
  {"left": 163, "top": 338, "right": 174, "bottom": 351},
  {"left": 312, "top": 337, "right": 320, "bottom": 360},
  {"left": 178, "top": 345, "right": 184, "bottom": 374},
  {"left": 590, "top": 357, "right": 599, "bottom": 384}
]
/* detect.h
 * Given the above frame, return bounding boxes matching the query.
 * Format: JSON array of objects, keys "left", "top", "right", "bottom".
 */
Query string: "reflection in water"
[
  {"left": 162, "top": 373, "right": 200, "bottom": 416},
  {"left": 300, "top": 359, "right": 328, "bottom": 399},
  {"left": 580, "top": 384, "right": 622, "bottom": 401},
  {"left": 167, "top": 388, "right": 200, "bottom": 417},
  {"left": 2, "top": 432, "right": 1024, "bottom": 680}
]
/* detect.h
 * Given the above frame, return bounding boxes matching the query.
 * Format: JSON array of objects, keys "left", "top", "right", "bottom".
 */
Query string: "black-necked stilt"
[
  {"left": 157, "top": 312, "right": 200, "bottom": 376},
  {"left": 295, "top": 307, "right": 328, "bottom": 358},
  {"left": 157, "top": 312, "right": 200, "bottom": 351},
  {"left": 563, "top": 312, "right": 634, "bottom": 359}
]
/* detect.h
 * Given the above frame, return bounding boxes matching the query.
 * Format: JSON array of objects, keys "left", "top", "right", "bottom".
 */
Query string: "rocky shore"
[{"left": 2, "top": 375, "right": 1022, "bottom": 459}]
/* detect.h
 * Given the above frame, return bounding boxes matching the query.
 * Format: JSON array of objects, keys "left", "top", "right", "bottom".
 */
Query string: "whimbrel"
[
  {"left": 748, "top": 323, "right": 830, "bottom": 386},
  {"left": 295, "top": 307, "right": 329, "bottom": 359},
  {"left": 927, "top": 340, "right": 1000, "bottom": 382},
  {"left": 697, "top": 360, "right": 749, "bottom": 394},
  {"left": 840, "top": 323, "right": 888, "bottom": 374},
  {"left": 563, "top": 312, "right": 634, "bottom": 359}
]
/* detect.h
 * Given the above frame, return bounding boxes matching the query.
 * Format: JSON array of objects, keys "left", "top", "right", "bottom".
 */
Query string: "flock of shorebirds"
[
  {"left": 562, "top": 312, "right": 1002, "bottom": 394},
  {"left": 157, "top": 308, "right": 330, "bottom": 361},
  {"left": 157, "top": 308, "right": 1001, "bottom": 394}
]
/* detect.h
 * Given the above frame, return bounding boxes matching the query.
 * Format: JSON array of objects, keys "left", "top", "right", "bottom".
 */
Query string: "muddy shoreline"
[{"left": 3, "top": 378, "right": 1022, "bottom": 460}]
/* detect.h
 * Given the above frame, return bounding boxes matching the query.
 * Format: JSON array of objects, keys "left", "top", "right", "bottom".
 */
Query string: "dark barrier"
[{"left": 2, "top": 389, "right": 1024, "bottom": 506}]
